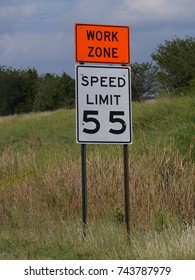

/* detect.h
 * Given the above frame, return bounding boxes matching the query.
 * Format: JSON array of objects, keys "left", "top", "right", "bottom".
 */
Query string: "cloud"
[
  {"left": 64, "top": 0, "right": 195, "bottom": 27},
  {"left": 0, "top": 0, "right": 194, "bottom": 77},
  {"left": 0, "top": 3, "right": 37, "bottom": 19},
  {"left": 0, "top": 0, "right": 21, "bottom": 6},
  {"left": 0, "top": 3, "right": 38, "bottom": 34},
  {"left": 72, "top": 0, "right": 116, "bottom": 23},
  {"left": 0, "top": 31, "right": 67, "bottom": 74},
  {"left": 0, "top": 0, "right": 75, "bottom": 74},
  {"left": 120, "top": 0, "right": 195, "bottom": 22}
]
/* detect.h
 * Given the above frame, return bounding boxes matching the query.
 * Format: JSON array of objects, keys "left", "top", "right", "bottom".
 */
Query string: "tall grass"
[
  {"left": 0, "top": 96, "right": 194, "bottom": 259},
  {"left": 0, "top": 149, "right": 194, "bottom": 227}
]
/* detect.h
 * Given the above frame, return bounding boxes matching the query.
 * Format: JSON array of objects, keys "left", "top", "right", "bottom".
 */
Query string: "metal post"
[
  {"left": 81, "top": 144, "right": 87, "bottom": 238},
  {"left": 123, "top": 144, "right": 130, "bottom": 241}
]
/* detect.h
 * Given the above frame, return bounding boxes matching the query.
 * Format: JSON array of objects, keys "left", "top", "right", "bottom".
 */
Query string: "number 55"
[{"left": 82, "top": 110, "right": 126, "bottom": 134}]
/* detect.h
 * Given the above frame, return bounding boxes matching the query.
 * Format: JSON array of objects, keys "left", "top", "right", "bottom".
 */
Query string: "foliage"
[
  {"left": 0, "top": 66, "right": 36, "bottom": 116},
  {"left": 17, "top": 68, "right": 38, "bottom": 113},
  {"left": 33, "top": 73, "right": 59, "bottom": 112},
  {"left": 33, "top": 72, "right": 75, "bottom": 112},
  {"left": 131, "top": 62, "right": 159, "bottom": 101},
  {"left": 60, "top": 72, "right": 75, "bottom": 108},
  {"left": 1, "top": 35, "right": 195, "bottom": 115},
  {"left": 0, "top": 95, "right": 194, "bottom": 259},
  {"left": 151, "top": 36, "right": 195, "bottom": 89},
  {"left": 0, "top": 65, "right": 75, "bottom": 116}
]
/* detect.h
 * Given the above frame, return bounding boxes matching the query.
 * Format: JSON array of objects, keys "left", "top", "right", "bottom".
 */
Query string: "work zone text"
[{"left": 86, "top": 29, "right": 119, "bottom": 59}]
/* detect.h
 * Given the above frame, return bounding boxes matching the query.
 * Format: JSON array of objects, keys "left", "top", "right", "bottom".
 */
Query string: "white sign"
[{"left": 76, "top": 65, "right": 132, "bottom": 144}]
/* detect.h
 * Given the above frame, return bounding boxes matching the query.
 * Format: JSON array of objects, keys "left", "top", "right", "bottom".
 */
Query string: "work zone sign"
[
  {"left": 75, "top": 23, "right": 130, "bottom": 64},
  {"left": 76, "top": 65, "right": 132, "bottom": 144}
]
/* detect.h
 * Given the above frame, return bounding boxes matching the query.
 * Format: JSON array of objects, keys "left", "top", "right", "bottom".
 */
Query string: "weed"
[{"left": 0, "top": 96, "right": 194, "bottom": 259}]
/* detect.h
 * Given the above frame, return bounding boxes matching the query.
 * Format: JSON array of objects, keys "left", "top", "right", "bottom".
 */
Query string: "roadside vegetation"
[
  {"left": 0, "top": 95, "right": 194, "bottom": 259},
  {"left": 0, "top": 36, "right": 194, "bottom": 259},
  {"left": 1, "top": 36, "right": 194, "bottom": 115}
]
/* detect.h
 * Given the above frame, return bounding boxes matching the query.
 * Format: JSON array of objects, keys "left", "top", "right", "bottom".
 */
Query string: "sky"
[{"left": 0, "top": 0, "right": 194, "bottom": 78}]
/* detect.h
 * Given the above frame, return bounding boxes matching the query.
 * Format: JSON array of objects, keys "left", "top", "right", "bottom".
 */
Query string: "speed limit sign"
[{"left": 76, "top": 65, "right": 132, "bottom": 144}]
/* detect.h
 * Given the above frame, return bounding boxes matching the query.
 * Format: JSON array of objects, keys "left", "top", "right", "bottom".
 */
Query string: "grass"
[
  {"left": 1, "top": 222, "right": 194, "bottom": 260},
  {"left": 0, "top": 95, "right": 194, "bottom": 259}
]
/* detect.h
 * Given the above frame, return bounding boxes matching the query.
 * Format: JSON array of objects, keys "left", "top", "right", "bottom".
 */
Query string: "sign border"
[
  {"left": 75, "top": 23, "right": 130, "bottom": 65},
  {"left": 76, "top": 65, "right": 132, "bottom": 144}
]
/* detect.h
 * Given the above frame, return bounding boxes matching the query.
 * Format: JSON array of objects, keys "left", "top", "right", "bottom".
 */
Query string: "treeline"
[
  {"left": 0, "top": 66, "right": 75, "bottom": 116},
  {"left": 131, "top": 36, "right": 195, "bottom": 101},
  {"left": 0, "top": 36, "right": 194, "bottom": 116}
]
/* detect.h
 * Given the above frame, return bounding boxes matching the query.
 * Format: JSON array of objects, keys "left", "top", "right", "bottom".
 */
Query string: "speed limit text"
[
  {"left": 81, "top": 75, "right": 126, "bottom": 106},
  {"left": 81, "top": 75, "right": 126, "bottom": 87}
]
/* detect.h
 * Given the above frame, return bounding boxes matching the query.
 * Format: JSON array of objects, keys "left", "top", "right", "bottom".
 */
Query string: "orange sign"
[{"left": 75, "top": 23, "right": 130, "bottom": 64}]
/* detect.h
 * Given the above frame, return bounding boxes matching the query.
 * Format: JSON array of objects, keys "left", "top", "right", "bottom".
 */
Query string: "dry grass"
[
  {"left": 0, "top": 111, "right": 54, "bottom": 123},
  {"left": 0, "top": 147, "right": 194, "bottom": 231},
  {"left": 0, "top": 97, "right": 194, "bottom": 259}
]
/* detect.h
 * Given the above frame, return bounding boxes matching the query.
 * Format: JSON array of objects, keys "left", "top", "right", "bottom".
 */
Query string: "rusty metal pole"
[
  {"left": 123, "top": 144, "right": 130, "bottom": 242},
  {"left": 81, "top": 144, "right": 87, "bottom": 238}
]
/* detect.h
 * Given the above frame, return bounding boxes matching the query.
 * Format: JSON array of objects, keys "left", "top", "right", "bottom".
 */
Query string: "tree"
[
  {"left": 15, "top": 68, "right": 38, "bottom": 114},
  {"left": 0, "top": 65, "right": 75, "bottom": 116},
  {"left": 33, "top": 72, "right": 75, "bottom": 112},
  {"left": 131, "top": 62, "right": 159, "bottom": 101},
  {"left": 33, "top": 73, "right": 59, "bottom": 112},
  {"left": 59, "top": 72, "right": 75, "bottom": 108},
  {"left": 151, "top": 36, "right": 195, "bottom": 89},
  {"left": 0, "top": 66, "right": 38, "bottom": 116},
  {"left": 0, "top": 66, "right": 23, "bottom": 115}
]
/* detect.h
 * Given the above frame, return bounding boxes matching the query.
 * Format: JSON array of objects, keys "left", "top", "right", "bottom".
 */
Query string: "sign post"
[
  {"left": 75, "top": 23, "right": 132, "bottom": 240},
  {"left": 124, "top": 144, "right": 130, "bottom": 241},
  {"left": 81, "top": 144, "right": 87, "bottom": 239}
]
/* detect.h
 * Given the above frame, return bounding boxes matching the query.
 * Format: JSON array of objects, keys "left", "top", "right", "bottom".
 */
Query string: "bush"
[
  {"left": 152, "top": 36, "right": 195, "bottom": 90},
  {"left": 131, "top": 62, "right": 159, "bottom": 101},
  {"left": 0, "top": 66, "right": 37, "bottom": 116},
  {"left": 0, "top": 65, "right": 75, "bottom": 116}
]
